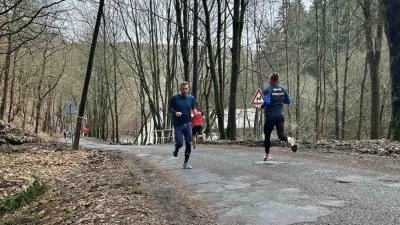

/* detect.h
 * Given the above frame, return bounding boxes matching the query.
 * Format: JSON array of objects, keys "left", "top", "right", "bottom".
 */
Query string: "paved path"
[{"left": 72, "top": 139, "right": 400, "bottom": 225}]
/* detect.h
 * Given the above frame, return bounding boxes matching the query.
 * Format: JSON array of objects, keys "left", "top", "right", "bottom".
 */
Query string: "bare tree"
[
  {"left": 227, "top": 0, "right": 248, "bottom": 140},
  {"left": 175, "top": 0, "right": 190, "bottom": 82},
  {"left": 360, "top": 0, "right": 383, "bottom": 139},
  {"left": 201, "top": 0, "right": 226, "bottom": 139},
  {"left": 382, "top": 0, "right": 400, "bottom": 140},
  {"left": 34, "top": 34, "right": 67, "bottom": 133}
]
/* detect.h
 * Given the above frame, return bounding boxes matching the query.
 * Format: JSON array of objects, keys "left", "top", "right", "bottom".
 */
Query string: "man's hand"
[{"left": 175, "top": 112, "right": 182, "bottom": 117}]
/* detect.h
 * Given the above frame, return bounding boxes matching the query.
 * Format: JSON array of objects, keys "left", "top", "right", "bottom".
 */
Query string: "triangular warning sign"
[{"left": 251, "top": 88, "right": 264, "bottom": 106}]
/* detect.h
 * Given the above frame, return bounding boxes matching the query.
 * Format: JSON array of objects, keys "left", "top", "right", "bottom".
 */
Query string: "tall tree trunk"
[
  {"left": 227, "top": 0, "right": 247, "bottom": 140},
  {"left": 357, "top": 55, "right": 368, "bottom": 139},
  {"left": 112, "top": 27, "right": 120, "bottom": 143},
  {"left": 341, "top": 28, "right": 351, "bottom": 140},
  {"left": 383, "top": 0, "right": 400, "bottom": 140},
  {"left": 321, "top": 0, "right": 327, "bottom": 137},
  {"left": 314, "top": 0, "right": 321, "bottom": 140},
  {"left": 202, "top": 0, "right": 225, "bottom": 139},
  {"left": 361, "top": 0, "right": 383, "bottom": 139},
  {"left": 334, "top": 0, "right": 340, "bottom": 139},
  {"left": 217, "top": 0, "right": 225, "bottom": 114},
  {"left": 103, "top": 14, "right": 115, "bottom": 142},
  {"left": 35, "top": 39, "right": 50, "bottom": 134},
  {"left": 0, "top": 34, "right": 13, "bottom": 120},
  {"left": 192, "top": 0, "right": 199, "bottom": 100},
  {"left": 175, "top": 0, "right": 190, "bottom": 82},
  {"left": 73, "top": 0, "right": 104, "bottom": 149},
  {"left": 283, "top": 0, "right": 292, "bottom": 136},
  {"left": 295, "top": 0, "right": 301, "bottom": 140},
  {"left": 149, "top": 0, "right": 162, "bottom": 131},
  {"left": 7, "top": 48, "right": 18, "bottom": 122}
]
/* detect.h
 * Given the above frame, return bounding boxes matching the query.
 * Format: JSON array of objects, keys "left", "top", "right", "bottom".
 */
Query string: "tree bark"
[
  {"left": 334, "top": 0, "right": 340, "bottom": 139},
  {"left": 192, "top": 0, "right": 199, "bottom": 100},
  {"left": 227, "top": 0, "right": 247, "bottom": 140},
  {"left": 382, "top": 0, "right": 400, "bottom": 140},
  {"left": 175, "top": 0, "right": 190, "bottom": 82},
  {"left": 361, "top": 0, "right": 383, "bottom": 139},
  {"left": 0, "top": 34, "right": 13, "bottom": 120},
  {"left": 202, "top": 0, "right": 226, "bottom": 139},
  {"left": 314, "top": 0, "right": 321, "bottom": 140}
]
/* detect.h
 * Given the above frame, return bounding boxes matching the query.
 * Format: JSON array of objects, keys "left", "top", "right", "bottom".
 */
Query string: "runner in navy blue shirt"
[
  {"left": 168, "top": 81, "right": 196, "bottom": 169},
  {"left": 261, "top": 73, "right": 297, "bottom": 161}
]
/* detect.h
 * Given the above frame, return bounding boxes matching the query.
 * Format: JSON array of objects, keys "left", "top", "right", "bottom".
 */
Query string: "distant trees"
[
  {"left": 1, "top": 0, "right": 399, "bottom": 144},
  {"left": 0, "top": 0, "right": 68, "bottom": 136}
]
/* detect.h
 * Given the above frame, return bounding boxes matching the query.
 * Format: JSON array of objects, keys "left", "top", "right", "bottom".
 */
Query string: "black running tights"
[{"left": 263, "top": 115, "right": 288, "bottom": 154}]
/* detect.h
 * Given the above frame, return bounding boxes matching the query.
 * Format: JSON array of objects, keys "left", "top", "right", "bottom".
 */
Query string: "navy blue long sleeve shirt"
[
  {"left": 261, "top": 84, "right": 291, "bottom": 117},
  {"left": 168, "top": 94, "right": 196, "bottom": 126}
]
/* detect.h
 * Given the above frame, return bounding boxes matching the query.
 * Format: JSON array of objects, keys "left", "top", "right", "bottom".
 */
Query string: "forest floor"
[
  {"left": 1, "top": 119, "right": 400, "bottom": 224},
  {"left": 0, "top": 142, "right": 217, "bottom": 225}
]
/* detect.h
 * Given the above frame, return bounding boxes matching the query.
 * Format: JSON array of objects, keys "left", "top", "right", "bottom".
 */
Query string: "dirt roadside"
[{"left": 0, "top": 142, "right": 217, "bottom": 225}]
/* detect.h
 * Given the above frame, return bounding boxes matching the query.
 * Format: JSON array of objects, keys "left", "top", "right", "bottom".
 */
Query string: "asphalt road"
[{"left": 74, "top": 139, "right": 400, "bottom": 225}]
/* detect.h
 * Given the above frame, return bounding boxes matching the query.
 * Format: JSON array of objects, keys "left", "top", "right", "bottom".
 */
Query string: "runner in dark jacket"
[
  {"left": 168, "top": 81, "right": 196, "bottom": 169},
  {"left": 261, "top": 73, "right": 297, "bottom": 161}
]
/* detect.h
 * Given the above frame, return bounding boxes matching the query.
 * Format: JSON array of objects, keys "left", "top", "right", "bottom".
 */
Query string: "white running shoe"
[
  {"left": 183, "top": 163, "right": 192, "bottom": 169},
  {"left": 288, "top": 137, "right": 297, "bottom": 152}
]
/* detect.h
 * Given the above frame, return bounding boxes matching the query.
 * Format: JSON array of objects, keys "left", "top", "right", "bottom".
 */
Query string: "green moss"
[
  {"left": 0, "top": 180, "right": 47, "bottom": 215},
  {"left": 61, "top": 209, "right": 75, "bottom": 220}
]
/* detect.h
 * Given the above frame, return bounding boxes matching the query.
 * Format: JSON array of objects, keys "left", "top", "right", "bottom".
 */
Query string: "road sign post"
[{"left": 62, "top": 100, "right": 78, "bottom": 144}]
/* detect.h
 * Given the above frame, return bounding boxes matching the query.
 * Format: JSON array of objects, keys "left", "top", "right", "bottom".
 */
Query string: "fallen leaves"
[
  {"left": 0, "top": 143, "right": 216, "bottom": 224},
  {"left": 0, "top": 144, "right": 90, "bottom": 199},
  {"left": 0, "top": 120, "right": 215, "bottom": 224}
]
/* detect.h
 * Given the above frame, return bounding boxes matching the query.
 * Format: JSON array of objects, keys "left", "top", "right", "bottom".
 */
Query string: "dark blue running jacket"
[{"left": 260, "top": 84, "right": 291, "bottom": 117}]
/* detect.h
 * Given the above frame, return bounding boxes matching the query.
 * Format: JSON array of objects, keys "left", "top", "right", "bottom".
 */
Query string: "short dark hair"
[
  {"left": 269, "top": 72, "right": 279, "bottom": 82},
  {"left": 180, "top": 81, "right": 189, "bottom": 88}
]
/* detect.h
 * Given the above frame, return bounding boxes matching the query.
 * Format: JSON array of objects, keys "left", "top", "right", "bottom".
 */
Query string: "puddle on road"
[
  {"left": 379, "top": 179, "right": 400, "bottom": 188},
  {"left": 220, "top": 201, "right": 331, "bottom": 225},
  {"left": 224, "top": 181, "right": 252, "bottom": 190},
  {"left": 254, "top": 161, "right": 305, "bottom": 166},
  {"left": 196, "top": 183, "right": 226, "bottom": 194},
  {"left": 258, "top": 203, "right": 331, "bottom": 225},
  {"left": 318, "top": 199, "right": 345, "bottom": 207},
  {"left": 333, "top": 175, "right": 400, "bottom": 188},
  {"left": 254, "top": 161, "right": 289, "bottom": 165},
  {"left": 232, "top": 175, "right": 256, "bottom": 182}
]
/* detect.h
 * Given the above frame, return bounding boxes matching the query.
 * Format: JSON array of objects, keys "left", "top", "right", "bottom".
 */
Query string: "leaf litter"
[{"left": 0, "top": 143, "right": 216, "bottom": 224}]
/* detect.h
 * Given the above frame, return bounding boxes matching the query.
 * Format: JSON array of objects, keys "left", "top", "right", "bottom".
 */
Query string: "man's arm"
[
  {"left": 191, "top": 96, "right": 196, "bottom": 110},
  {"left": 168, "top": 96, "right": 177, "bottom": 114},
  {"left": 283, "top": 88, "right": 292, "bottom": 104},
  {"left": 261, "top": 88, "right": 270, "bottom": 108}
]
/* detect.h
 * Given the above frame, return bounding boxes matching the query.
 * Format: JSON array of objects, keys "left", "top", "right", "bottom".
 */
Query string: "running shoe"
[
  {"left": 173, "top": 149, "right": 179, "bottom": 157},
  {"left": 288, "top": 137, "right": 297, "bottom": 152},
  {"left": 183, "top": 163, "right": 192, "bottom": 169},
  {"left": 263, "top": 154, "right": 272, "bottom": 161}
]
